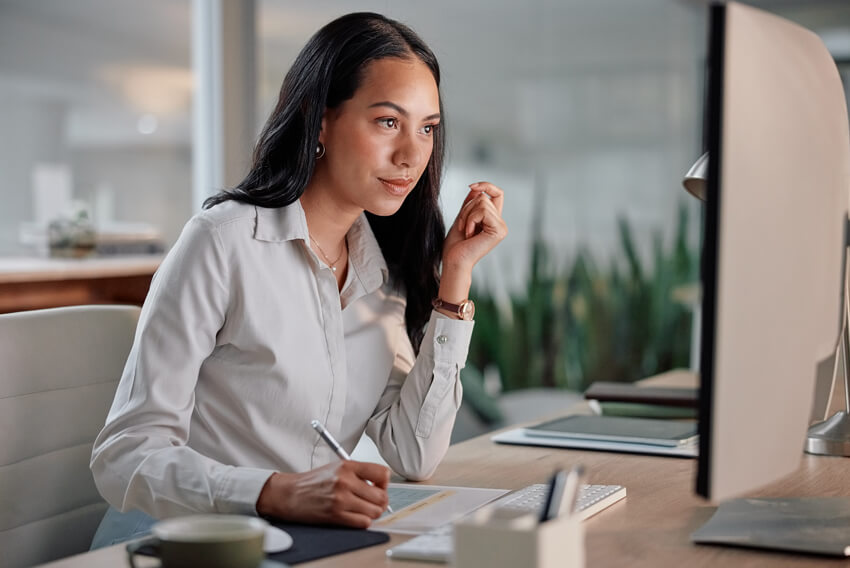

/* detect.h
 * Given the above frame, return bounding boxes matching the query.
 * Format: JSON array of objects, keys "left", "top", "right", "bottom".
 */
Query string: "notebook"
[
  {"left": 527, "top": 415, "right": 698, "bottom": 446},
  {"left": 493, "top": 414, "right": 698, "bottom": 458}
]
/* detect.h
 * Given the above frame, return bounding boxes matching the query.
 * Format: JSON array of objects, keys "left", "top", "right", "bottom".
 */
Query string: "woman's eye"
[
  {"left": 420, "top": 124, "right": 437, "bottom": 135},
  {"left": 379, "top": 118, "right": 397, "bottom": 129}
]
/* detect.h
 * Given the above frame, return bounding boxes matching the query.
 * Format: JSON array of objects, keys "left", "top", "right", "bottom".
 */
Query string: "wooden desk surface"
[
  {"left": 0, "top": 255, "right": 162, "bottom": 313},
  {"left": 0, "top": 255, "right": 162, "bottom": 283},
  {"left": 39, "top": 428, "right": 850, "bottom": 568}
]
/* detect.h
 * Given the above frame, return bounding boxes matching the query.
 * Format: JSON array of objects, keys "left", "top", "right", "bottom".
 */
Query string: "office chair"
[{"left": 0, "top": 304, "right": 141, "bottom": 568}]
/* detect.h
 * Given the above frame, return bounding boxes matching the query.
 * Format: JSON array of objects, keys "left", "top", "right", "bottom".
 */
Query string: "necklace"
[{"left": 309, "top": 234, "right": 346, "bottom": 272}]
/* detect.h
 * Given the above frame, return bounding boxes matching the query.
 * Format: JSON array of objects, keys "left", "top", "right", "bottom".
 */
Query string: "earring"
[{"left": 315, "top": 142, "right": 326, "bottom": 159}]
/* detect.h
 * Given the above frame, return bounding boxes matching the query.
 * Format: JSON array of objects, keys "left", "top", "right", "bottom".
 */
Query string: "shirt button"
[{"left": 436, "top": 335, "right": 448, "bottom": 345}]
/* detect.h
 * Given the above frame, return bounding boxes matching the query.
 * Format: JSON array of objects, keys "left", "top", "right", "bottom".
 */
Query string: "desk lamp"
[
  {"left": 682, "top": 152, "right": 708, "bottom": 202},
  {"left": 682, "top": 152, "right": 850, "bottom": 457},
  {"left": 805, "top": 257, "right": 850, "bottom": 456}
]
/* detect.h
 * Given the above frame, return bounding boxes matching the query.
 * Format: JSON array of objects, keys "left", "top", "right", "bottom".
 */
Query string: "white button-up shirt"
[{"left": 90, "top": 200, "right": 473, "bottom": 519}]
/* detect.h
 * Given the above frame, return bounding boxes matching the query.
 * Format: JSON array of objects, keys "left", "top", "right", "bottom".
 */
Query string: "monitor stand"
[{"left": 691, "top": 496, "right": 850, "bottom": 556}]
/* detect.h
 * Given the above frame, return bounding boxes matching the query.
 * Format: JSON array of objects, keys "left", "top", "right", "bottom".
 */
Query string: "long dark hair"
[{"left": 204, "top": 12, "right": 445, "bottom": 352}]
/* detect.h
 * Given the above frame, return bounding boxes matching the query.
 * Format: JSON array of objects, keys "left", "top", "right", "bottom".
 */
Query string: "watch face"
[{"left": 460, "top": 300, "right": 475, "bottom": 320}]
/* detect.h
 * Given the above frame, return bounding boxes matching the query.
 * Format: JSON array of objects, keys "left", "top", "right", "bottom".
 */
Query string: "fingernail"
[{"left": 469, "top": 182, "right": 480, "bottom": 188}]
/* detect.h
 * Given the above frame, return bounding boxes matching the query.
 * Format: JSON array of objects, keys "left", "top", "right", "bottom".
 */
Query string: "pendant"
[{"left": 331, "top": 266, "right": 337, "bottom": 272}]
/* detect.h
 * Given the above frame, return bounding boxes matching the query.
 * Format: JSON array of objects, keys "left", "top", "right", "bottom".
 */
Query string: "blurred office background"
[{"left": 2, "top": 0, "right": 850, "bottom": 439}]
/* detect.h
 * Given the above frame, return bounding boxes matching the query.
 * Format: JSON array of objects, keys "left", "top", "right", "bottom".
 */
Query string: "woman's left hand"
[{"left": 442, "top": 181, "right": 508, "bottom": 273}]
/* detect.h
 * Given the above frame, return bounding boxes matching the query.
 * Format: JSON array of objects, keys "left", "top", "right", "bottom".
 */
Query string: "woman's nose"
[{"left": 393, "top": 133, "right": 423, "bottom": 169}]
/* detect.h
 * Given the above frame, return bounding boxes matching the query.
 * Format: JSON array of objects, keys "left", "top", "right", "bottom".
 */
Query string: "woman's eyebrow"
[{"left": 368, "top": 101, "right": 441, "bottom": 122}]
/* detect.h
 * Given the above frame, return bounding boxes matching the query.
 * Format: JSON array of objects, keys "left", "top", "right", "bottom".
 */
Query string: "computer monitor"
[{"left": 697, "top": 1, "right": 850, "bottom": 501}]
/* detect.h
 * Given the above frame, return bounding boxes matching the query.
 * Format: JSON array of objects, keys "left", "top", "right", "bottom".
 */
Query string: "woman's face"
[{"left": 316, "top": 56, "right": 440, "bottom": 217}]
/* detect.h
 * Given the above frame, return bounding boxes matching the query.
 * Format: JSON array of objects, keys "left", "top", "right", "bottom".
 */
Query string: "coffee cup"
[{"left": 126, "top": 514, "right": 268, "bottom": 568}]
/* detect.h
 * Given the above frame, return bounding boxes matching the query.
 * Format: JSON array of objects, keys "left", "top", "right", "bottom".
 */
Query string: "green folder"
[{"left": 598, "top": 402, "right": 697, "bottom": 420}]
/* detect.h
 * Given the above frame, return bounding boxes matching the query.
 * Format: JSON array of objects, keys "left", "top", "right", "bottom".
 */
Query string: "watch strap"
[
  {"left": 432, "top": 298, "right": 463, "bottom": 314},
  {"left": 432, "top": 298, "right": 474, "bottom": 320}
]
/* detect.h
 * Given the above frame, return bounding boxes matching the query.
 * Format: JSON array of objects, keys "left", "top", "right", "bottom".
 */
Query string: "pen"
[
  {"left": 311, "top": 419, "right": 393, "bottom": 513},
  {"left": 557, "top": 464, "right": 586, "bottom": 518},
  {"left": 538, "top": 469, "right": 567, "bottom": 522}
]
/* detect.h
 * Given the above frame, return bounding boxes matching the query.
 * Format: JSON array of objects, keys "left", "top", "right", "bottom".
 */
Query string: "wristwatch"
[{"left": 432, "top": 298, "right": 475, "bottom": 321}]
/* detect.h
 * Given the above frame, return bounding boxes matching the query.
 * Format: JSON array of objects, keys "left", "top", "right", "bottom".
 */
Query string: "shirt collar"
[
  {"left": 253, "top": 200, "right": 309, "bottom": 243},
  {"left": 253, "top": 200, "right": 388, "bottom": 294}
]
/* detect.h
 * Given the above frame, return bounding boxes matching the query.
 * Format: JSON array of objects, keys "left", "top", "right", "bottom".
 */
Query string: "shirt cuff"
[
  {"left": 426, "top": 310, "right": 474, "bottom": 363},
  {"left": 215, "top": 467, "right": 277, "bottom": 515}
]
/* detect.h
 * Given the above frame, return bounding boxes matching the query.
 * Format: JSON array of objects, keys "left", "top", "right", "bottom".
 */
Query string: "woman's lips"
[{"left": 379, "top": 177, "right": 414, "bottom": 196}]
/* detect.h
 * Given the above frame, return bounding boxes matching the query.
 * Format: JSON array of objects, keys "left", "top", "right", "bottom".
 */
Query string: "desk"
[
  {"left": 0, "top": 255, "right": 161, "bottom": 313},
  {"left": 37, "top": 425, "right": 850, "bottom": 568}
]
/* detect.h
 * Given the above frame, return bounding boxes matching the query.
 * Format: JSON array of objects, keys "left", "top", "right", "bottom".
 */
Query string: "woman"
[{"left": 90, "top": 11, "right": 506, "bottom": 546}]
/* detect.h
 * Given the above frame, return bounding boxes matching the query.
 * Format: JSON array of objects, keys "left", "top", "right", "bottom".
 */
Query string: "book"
[
  {"left": 525, "top": 415, "right": 698, "bottom": 447},
  {"left": 584, "top": 381, "right": 698, "bottom": 408},
  {"left": 597, "top": 402, "right": 698, "bottom": 419}
]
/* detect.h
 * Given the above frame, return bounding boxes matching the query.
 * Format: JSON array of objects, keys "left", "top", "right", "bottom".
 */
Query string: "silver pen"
[
  {"left": 311, "top": 419, "right": 394, "bottom": 513},
  {"left": 557, "top": 464, "right": 586, "bottom": 518}
]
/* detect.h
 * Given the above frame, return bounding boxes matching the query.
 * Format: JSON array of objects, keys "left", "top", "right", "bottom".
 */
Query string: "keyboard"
[{"left": 386, "top": 483, "right": 626, "bottom": 563}]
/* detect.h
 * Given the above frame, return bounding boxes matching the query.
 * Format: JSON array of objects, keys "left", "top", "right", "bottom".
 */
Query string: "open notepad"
[
  {"left": 492, "top": 415, "right": 699, "bottom": 458},
  {"left": 373, "top": 484, "right": 510, "bottom": 534}
]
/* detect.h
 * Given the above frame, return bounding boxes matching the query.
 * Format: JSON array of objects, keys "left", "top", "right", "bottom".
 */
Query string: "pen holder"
[{"left": 452, "top": 506, "right": 584, "bottom": 568}]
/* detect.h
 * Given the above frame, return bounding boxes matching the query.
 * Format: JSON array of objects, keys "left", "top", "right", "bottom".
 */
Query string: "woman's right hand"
[{"left": 255, "top": 461, "right": 391, "bottom": 528}]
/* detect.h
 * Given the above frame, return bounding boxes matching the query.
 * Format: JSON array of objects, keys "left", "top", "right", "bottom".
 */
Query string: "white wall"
[
  {"left": 0, "top": 96, "right": 70, "bottom": 254},
  {"left": 70, "top": 146, "right": 192, "bottom": 247}
]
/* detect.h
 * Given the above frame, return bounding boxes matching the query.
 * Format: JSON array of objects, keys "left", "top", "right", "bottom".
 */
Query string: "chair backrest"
[{"left": 0, "top": 304, "right": 140, "bottom": 568}]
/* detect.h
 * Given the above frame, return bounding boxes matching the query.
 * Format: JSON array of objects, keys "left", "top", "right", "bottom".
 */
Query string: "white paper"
[{"left": 372, "top": 483, "right": 510, "bottom": 535}]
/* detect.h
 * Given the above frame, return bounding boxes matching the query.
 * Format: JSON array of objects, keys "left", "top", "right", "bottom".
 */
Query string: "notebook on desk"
[
  {"left": 493, "top": 415, "right": 699, "bottom": 458},
  {"left": 528, "top": 415, "right": 698, "bottom": 446},
  {"left": 373, "top": 483, "right": 510, "bottom": 534}
]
